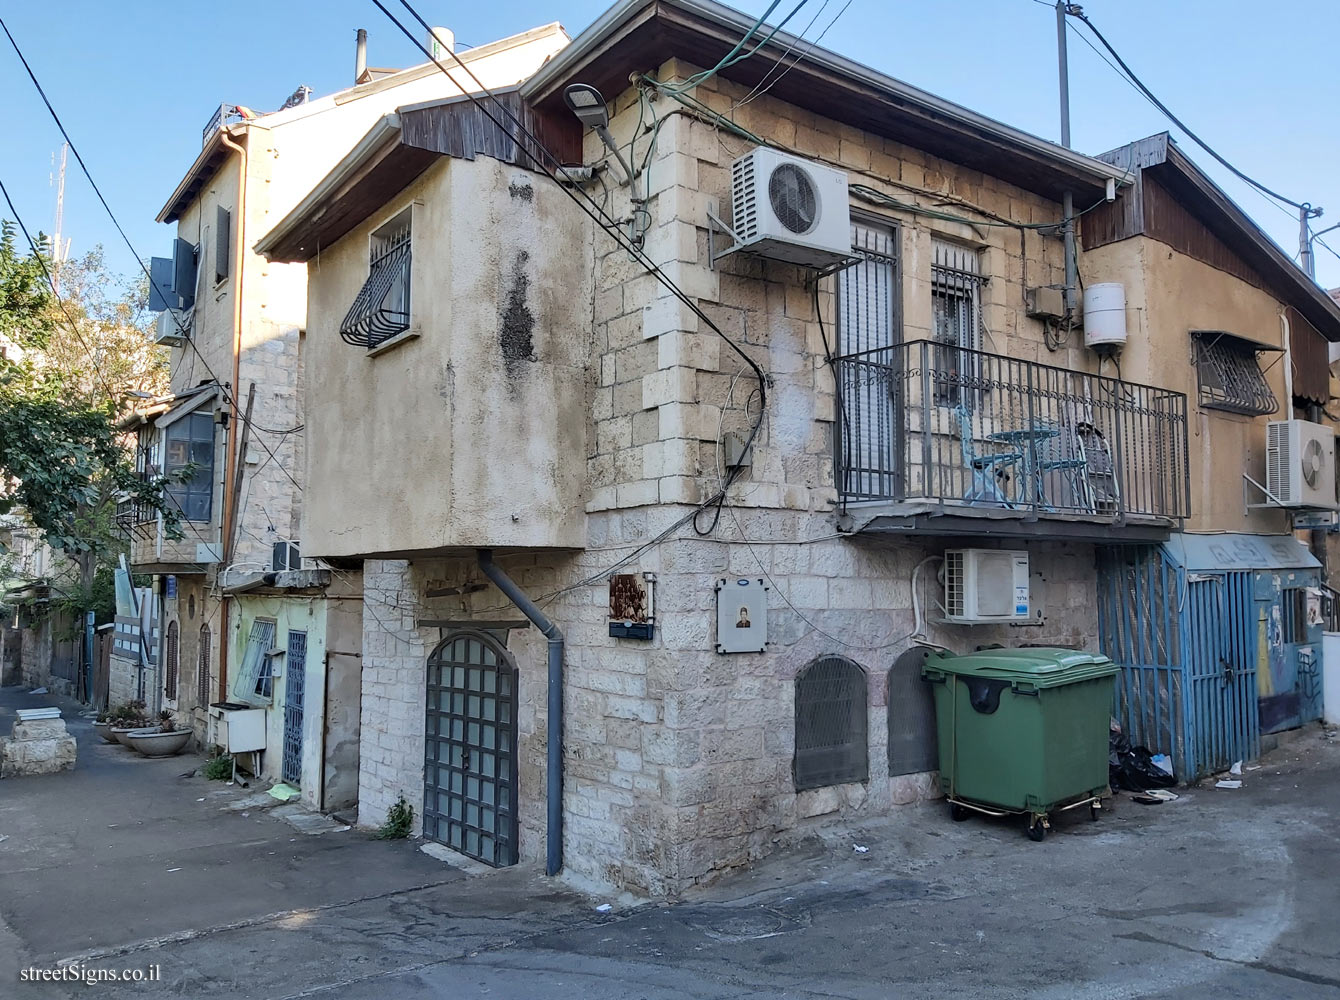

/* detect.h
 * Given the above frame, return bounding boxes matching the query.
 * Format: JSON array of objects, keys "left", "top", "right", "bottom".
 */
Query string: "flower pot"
[
  {"left": 93, "top": 721, "right": 119, "bottom": 744},
  {"left": 111, "top": 725, "right": 150, "bottom": 747},
  {"left": 126, "top": 728, "right": 193, "bottom": 757}
]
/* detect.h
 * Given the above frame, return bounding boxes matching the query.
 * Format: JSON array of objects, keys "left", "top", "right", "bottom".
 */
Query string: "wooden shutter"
[{"left": 215, "top": 206, "right": 231, "bottom": 283}]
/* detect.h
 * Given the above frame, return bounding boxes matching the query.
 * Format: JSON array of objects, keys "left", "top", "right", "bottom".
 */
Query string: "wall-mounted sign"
[
  {"left": 716, "top": 577, "right": 768, "bottom": 653},
  {"left": 609, "top": 573, "right": 655, "bottom": 640}
]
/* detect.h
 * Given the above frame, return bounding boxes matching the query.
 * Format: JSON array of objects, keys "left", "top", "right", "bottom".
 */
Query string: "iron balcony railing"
[{"left": 834, "top": 339, "right": 1190, "bottom": 522}]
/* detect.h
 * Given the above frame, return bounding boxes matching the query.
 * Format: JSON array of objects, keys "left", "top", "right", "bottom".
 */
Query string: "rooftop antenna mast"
[{"left": 51, "top": 141, "right": 69, "bottom": 285}]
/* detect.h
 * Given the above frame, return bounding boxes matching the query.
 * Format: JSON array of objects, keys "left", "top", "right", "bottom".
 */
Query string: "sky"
[{"left": 1, "top": 0, "right": 1338, "bottom": 292}]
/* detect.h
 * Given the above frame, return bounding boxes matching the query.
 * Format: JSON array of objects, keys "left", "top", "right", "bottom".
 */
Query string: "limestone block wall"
[
  {"left": 355, "top": 520, "right": 1099, "bottom": 895},
  {"left": 585, "top": 63, "right": 1081, "bottom": 520}
]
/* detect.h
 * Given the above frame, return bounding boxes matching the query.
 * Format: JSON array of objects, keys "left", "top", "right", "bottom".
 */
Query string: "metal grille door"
[
  {"left": 425, "top": 632, "right": 519, "bottom": 867},
  {"left": 281, "top": 630, "right": 307, "bottom": 785}
]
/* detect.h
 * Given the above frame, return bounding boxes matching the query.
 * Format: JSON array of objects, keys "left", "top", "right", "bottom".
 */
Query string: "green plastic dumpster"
[{"left": 922, "top": 647, "right": 1118, "bottom": 840}]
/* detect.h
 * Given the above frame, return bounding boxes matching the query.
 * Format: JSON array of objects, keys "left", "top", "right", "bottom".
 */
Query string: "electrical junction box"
[
  {"left": 942, "top": 549, "right": 1030, "bottom": 624},
  {"left": 1025, "top": 286, "right": 1066, "bottom": 321}
]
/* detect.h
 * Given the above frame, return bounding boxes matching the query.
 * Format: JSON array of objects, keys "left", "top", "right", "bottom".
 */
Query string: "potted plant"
[
  {"left": 92, "top": 709, "right": 119, "bottom": 744},
  {"left": 109, "top": 700, "right": 151, "bottom": 747},
  {"left": 126, "top": 710, "right": 193, "bottom": 757}
]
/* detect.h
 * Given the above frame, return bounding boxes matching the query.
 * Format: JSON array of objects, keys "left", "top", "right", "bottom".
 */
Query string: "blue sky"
[{"left": 1, "top": 0, "right": 1337, "bottom": 290}]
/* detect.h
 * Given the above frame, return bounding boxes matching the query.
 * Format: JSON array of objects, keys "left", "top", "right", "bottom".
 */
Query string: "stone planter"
[
  {"left": 92, "top": 721, "right": 118, "bottom": 744},
  {"left": 111, "top": 725, "right": 150, "bottom": 748},
  {"left": 125, "top": 729, "right": 192, "bottom": 757}
]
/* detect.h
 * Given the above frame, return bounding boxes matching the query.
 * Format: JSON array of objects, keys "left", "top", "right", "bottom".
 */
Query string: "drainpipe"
[
  {"left": 477, "top": 549, "right": 563, "bottom": 876},
  {"left": 218, "top": 127, "right": 249, "bottom": 700}
]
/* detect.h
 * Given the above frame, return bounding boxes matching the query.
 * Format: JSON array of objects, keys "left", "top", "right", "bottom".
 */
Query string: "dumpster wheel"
[{"left": 1027, "top": 816, "right": 1049, "bottom": 841}]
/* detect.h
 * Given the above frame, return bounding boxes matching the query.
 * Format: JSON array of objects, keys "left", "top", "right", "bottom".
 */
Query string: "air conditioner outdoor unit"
[
  {"left": 728, "top": 147, "right": 851, "bottom": 269},
  {"left": 942, "top": 549, "right": 1030, "bottom": 624},
  {"left": 153, "top": 309, "right": 188, "bottom": 347},
  {"left": 1266, "top": 419, "right": 1337, "bottom": 508}
]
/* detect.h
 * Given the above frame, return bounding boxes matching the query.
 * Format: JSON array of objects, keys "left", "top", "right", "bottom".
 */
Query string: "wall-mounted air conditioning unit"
[
  {"left": 942, "top": 549, "right": 1030, "bottom": 624},
  {"left": 1266, "top": 419, "right": 1337, "bottom": 509},
  {"left": 154, "top": 309, "right": 188, "bottom": 347},
  {"left": 727, "top": 147, "right": 851, "bottom": 269}
]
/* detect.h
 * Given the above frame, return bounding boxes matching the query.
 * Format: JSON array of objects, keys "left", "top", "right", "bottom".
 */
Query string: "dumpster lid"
[
  {"left": 925, "top": 647, "right": 1117, "bottom": 687},
  {"left": 1163, "top": 532, "right": 1319, "bottom": 572}
]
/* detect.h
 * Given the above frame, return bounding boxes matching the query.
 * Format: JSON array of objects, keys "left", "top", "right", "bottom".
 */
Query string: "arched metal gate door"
[{"left": 424, "top": 631, "right": 519, "bottom": 867}]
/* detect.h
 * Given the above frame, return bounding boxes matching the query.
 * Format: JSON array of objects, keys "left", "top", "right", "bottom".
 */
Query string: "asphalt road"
[{"left": 3, "top": 684, "right": 1338, "bottom": 999}]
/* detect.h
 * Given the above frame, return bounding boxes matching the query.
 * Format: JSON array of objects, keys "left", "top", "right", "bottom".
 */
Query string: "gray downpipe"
[{"left": 476, "top": 549, "right": 564, "bottom": 876}]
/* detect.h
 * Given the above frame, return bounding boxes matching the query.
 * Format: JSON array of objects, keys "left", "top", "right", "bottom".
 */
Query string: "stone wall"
[{"left": 356, "top": 523, "right": 1098, "bottom": 894}]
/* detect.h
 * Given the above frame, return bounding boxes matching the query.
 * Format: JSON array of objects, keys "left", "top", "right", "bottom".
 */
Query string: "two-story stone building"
[{"left": 256, "top": 0, "right": 1340, "bottom": 893}]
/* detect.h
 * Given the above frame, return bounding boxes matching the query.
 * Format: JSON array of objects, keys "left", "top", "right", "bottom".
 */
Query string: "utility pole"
[
  {"left": 1299, "top": 204, "right": 1317, "bottom": 280},
  {"left": 1056, "top": 3, "right": 1078, "bottom": 322}
]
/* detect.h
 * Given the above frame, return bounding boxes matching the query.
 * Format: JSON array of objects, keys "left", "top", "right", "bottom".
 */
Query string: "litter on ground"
[{"left": 1216, "top": 779, "right": 1243, "bottom": 789}]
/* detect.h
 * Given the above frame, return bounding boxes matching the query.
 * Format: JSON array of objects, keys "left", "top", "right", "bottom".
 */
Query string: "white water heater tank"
[{"left": 1083, "top": 282, "right": 1127, "bottom": 351}]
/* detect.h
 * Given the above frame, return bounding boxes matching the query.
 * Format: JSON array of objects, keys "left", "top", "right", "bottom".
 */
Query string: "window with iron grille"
[
  {"left": 834, "top": 219, "right": 902, "bottom": 500},
  {"left": 340, "top": 209, "right": 412, "bottom": 349},
  {"left": 931, "top": 239, "right": 984, "bottom": 407},
  {"left": 232, "top": 618, "right": 277, "bottom": 706},
  {"left": 794, "top": 655, "right": 868, "bottom": 790},
  {"left": 197, "top": 624, "right": 212, "bottom": 707},
  {"left": 164, "top": 620, "right": 179, "bottom": 700},
  {"left": 1190, "top": 331, "right": 1279, "bottom": 416}
]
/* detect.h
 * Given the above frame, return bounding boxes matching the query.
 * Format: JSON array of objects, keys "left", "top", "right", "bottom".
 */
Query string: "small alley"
[{"left": 4, "top": 684, "right": 1338, "bottom": 1000}]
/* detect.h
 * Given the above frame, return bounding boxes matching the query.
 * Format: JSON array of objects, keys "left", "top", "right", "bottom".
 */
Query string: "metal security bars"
[
  {"left": 835, "top": 220, "right": 901, "bottom": 500},
  {"left": 794, "top": 656, "right": 868, "bottom": 790},
  {"left": 282, "top": 630, "right": 307, "bottom": 785},
  {"left": 339, "top": 221, "right": 411, "bottom": 349},
  {"left": 930, "top": 240, "right": 983, "bottom": 409},
  {"left": 232, "top": 618, "right": 277, "bottom": 707},
  {"left": 834, "top": 339, "right": 1190, "bottom": 521},
  {"left": 197, "top": 624, "right": 212, "bottom": 708},
  {"left": 1191, "top": 331, "right": 1279, "bottom": 416}
]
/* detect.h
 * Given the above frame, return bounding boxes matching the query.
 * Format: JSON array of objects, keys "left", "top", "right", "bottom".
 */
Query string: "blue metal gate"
[
  {"left": 1097, "top": 547, "right": 1259, "bottom": 781},
  {"left": 282, "top": 630, "right": 307, "bottom": 785}
]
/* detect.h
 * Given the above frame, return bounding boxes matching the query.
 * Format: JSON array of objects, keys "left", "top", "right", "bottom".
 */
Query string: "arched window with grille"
[
  {"left": 164, "top": 621, "right": 180, "bottom": 700},
  {"left": 794, "top": 655, "right": 868, "bottom": 790},
  {"left": 197, "top": 624, "right": 212, "bottom": 707}
]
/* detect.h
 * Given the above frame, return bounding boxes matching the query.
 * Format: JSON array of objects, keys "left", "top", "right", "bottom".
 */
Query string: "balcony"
[{"left": 834, "top": 339, "right": 1190, "bottom": 541}]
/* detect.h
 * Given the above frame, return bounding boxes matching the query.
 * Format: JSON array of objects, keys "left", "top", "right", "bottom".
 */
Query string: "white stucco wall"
[{"left": 302, "top": 155, "right": 594, "bottom": 557}]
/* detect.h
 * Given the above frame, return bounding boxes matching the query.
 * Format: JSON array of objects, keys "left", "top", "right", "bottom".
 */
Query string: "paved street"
[{"left": 2, "top": 683, "right": 1339, "bottom": 1000}]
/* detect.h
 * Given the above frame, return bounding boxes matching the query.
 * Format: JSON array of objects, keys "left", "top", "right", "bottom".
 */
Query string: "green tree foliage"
[{"left": 0, "top": 223, "right": 182, "bottom": 559}]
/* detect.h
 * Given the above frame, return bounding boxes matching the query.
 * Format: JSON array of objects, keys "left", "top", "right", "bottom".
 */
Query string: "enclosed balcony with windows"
[{"left": 831, "top": 221, "right": 1190, "bottom": 541}]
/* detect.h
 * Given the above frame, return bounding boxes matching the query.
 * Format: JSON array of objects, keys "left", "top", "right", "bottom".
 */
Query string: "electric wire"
[
  {"left": 0, "top": 176, "right": 118, "bottom": 404},
  {"left": 732, "top": 0, "right": 853, "bottom": 112},
  {"left": 1067, "top": 8, "right": 1310, "bottom": 213},
  {"left": 373, "top": 0, "right": 770, "bottom": 535},
  {"left": 0, "top": 15, "right": 307, "bottom": 502}
]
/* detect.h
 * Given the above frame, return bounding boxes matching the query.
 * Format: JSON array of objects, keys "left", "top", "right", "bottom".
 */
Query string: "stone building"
[
  {"left": 123, "top": 22, "right": 571, "bottom": 813},
  {"left": 256, "top": 0, "right": 1340, "bottom": 893}
]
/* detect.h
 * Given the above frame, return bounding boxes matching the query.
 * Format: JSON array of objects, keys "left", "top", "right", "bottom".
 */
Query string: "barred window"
[
  {"left": 164, "top": 620, "right": 179, "bottom": 700},
  {"left": 1191, "top": 330, "right": 1279, "bottom": 416},
  {"left": 340, "top": 209, "right": 412, "bottom": 349},
  {"left": 794, "top": 655, "right": 868, "bottom": 790},
  {"left": 198, "top": 624, "right": 212, "bottom": 708},
  {"left": 931, "top": 239, "right": 984, "bottom": 408},
  {"left": 232, "top": 618, "right": 277, "bottom": 706}
]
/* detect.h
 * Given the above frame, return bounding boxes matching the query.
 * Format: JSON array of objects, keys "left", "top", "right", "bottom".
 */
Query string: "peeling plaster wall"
[{"left": 302, "top": 156, "right": 593, "bottom": 557}]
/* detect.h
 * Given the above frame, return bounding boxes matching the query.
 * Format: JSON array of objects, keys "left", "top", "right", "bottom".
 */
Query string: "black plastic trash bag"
[{"left": 1109, "top": 730, "right": 1176, "bottom": 791}]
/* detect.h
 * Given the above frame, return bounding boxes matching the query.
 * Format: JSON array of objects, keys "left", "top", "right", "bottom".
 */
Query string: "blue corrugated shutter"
[{"left": 148, "top": 256, "right": 174, "bottom": 312}]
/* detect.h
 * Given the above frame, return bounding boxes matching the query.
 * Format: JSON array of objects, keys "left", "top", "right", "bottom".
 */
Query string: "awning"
[
  {"left": 1162, "top": 532, "right": 1320, "bottom": 572},
  {"left": 154, "top": 384, "right": 220, "bottom": 431}
]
